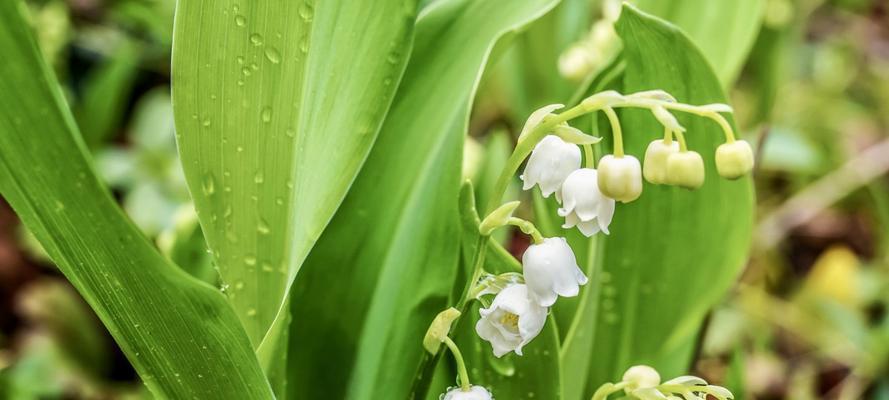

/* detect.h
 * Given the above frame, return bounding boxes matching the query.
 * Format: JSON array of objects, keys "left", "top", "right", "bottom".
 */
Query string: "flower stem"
[
  {"left": 484, "top": 91, "right": 736, "bottom": 214},
  {"left": 602, "top": 107, "right": 624, "bottom": 157},
  {"left": 442, "top": 336, "right": 471, "bottom": 391},
  {"left": 707, "top": 112, "right": 736, "bottom": 142},
  {"left": 507, "top": 217, "right": 544, "bottom": 244},
  {"left": 662, "top": 127, "right": 674, "bottom": 145},
  {"left": 485, "top": 106, "right": 589, "bottom": 214},
  {"left": 609, "top": 99, "right": 736, "bottom": 143},
  {"left": 461, "top": 235, "right": 489, "bottom": 306},
  {"left": 583, "top": 144, "right": 595, "bottom": 168},
  {"left": 591, "top": 381, "right": 629, "bottom": 400},
  {"left": 674, "top": 130, "right": 688, "bottom": 152}
]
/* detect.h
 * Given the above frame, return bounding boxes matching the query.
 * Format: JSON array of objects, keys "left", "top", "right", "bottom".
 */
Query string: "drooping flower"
[
  {"left": 558, "top": 169, "right": 615, "bottom": 236},
  {"left": 597, "top": 154, "right": 643, "bottom": 203},
  {"left": 665, "top": 150, "right": 705, "bottom": 189},
  {"left": 475, "top": 284, "right": 547, "bottom": 357},
  {"left": 643, "top": 139, "right": 680, "bottom": 184},
  {"left": 715, "top": 140, "right": 755, "bottom": 179},
  {"left": 442, "top": 385, "right": 494, "bottom": 400},
  {"left": 522, "top": 237, "right": 587, "bottom": 307},
  {"left": 622, "top": 365, "right": 661, "bottom": 393},
  {"left": 520, "top": 135, "right": 581, "bottom": 199}
]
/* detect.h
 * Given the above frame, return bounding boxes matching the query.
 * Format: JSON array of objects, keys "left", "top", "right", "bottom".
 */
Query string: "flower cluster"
[
  {"left": 427, "top": 89, "right": 753, "bottom": 400},
  {"left": 591, "top": 365, "right": 735, "bottom": 400},
  {"left": 475, "top": 237, "right": 586, "bottom": 357},
  {"left": 558, "top": 0, "right": 622, "bottom": 81}
]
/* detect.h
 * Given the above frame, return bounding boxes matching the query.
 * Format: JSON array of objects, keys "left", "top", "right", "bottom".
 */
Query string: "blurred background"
[{"left": 1, "top": 0, "right": 888, "bottom": 398}]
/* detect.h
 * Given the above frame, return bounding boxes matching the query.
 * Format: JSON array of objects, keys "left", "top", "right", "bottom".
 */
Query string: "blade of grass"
[{"left": 0, "top": 3, "right": 272, "bottom": 398}]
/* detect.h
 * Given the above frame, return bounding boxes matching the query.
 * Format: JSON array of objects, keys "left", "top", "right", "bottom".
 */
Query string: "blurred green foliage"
[{"left": 2, "top": 0, "right": 888, "bottom": 398}]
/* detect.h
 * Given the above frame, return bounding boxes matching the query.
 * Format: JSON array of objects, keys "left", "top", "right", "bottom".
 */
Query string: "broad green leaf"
[
  {"left": 170, "top": 0, "right": 418, "bottom": 384},
  {"left": 287, "top": 0, "right": 558, "bottom": 399},
  {"left": 0, "top": 3, "right": 272, "bottom": 398},
  {"left": 495, "top": 0, "right": 592, "bottom": 120},
  {"left": 634, "top": 0, "right": 765, "bottom": 86},
  {"left": 561, "top": 5, "right": 755, "bottom": 398}
]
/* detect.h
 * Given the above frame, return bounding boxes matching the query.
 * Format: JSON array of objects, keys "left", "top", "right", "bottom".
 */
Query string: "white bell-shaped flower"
[
  {"left": 522, "top": 237, "right": 587, "bottom": 307},
  {"left": 597, "top": 154, "right": 643, "bottom": 203},
  {"left": 520, "top": 135, "right": 581, "bottom": 199},
  {"left": 558, "top": 169, "right": 616, "bottom": 237},
  {"left": 643, "top": 139, "right": 680, "bottom": 184},
  {"left": 442, "top": 385, "right": 494, "bottom": 400},
  {"left": 715, "top": 139, "right": 755, "bottom": 179},
  {"left": 476, "top": 284, "right": 547, "bottom": 357}
]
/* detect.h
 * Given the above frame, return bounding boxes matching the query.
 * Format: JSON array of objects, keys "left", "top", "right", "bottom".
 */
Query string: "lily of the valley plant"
[{"left": 424, "top": 89, "right": 753, "bottom": 399}]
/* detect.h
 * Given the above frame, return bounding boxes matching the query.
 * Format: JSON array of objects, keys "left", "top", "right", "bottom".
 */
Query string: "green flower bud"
[
  {"left": 642, "top": 139, "right": 679, "bottom": 184},
  {"left": 622, "top": 365, "right": 661, "bottom": 393},
  {"left": 597, "top": 155, "right": 643, "bottom": 203},
  {"left": 479, "top": 201, "right": 520, "bottom": 236},
  {"left": 423, "top": 308, "right": 461, "bottom": 354},
  {"left": 665, "top": 151, "right": 705, "bottom": 190},
  {"left": 715, "top": 140, "right": 754, "bottom": 179}
]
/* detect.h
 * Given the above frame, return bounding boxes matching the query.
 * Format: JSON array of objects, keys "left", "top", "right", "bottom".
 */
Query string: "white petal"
[
  {"left": 475, "top": 314, "right": 519, "bottom": 358},
  {"left": 443, "top": 385, "right": 494, "bottom": 400},
  {"left": 576, "top": 219, "right": 601, "bottom": 237},
  {"left": 522, "top": 246, "right": 560, "bottom": 307},
  {"left": 597, "top": 196, "right": 616, "bottom": 234},
  {"left": 561, "top": 211, "right": 580, "bottom": 229},
  {"left": 489, "top": 284, "right": 531, "bottom": 315},
  {"left": 516, "top": 302, "right": 547, "bottom": 355},
  {"left": 522, "top": 238, "right": 584, "bottom": 307}
]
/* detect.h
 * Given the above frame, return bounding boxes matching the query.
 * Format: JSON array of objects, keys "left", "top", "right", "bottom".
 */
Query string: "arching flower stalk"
[
  {"left": 592, "top": 365, "right": 735, "bottom": 400},
  {"left": 421, "top": 88, "right": 753, "bottom": 393}
]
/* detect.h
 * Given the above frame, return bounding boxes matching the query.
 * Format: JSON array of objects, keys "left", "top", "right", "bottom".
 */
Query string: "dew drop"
[
  {"left": 386, "top": 51, "right": 400, "bottom": 64},
  {"left": 201, "top": 174, "right": 216, "bottom": 195},
  {"left": 299, "top": 35, "right": 309, "bottom": 53},
  {"left": 261, "top": 107, "right": 272, "bottom": 123},
  {"left": 264, "top": 48, "right": 281, "bottom": 64},
  {"left": 257, "top": 219, "right": 270, "bottom": 235},
  {"left": 298, "top": 3, "right": 314, "bottom": 21},
  {"left": 246, "top": 308, "right": 257, "bottom": 317},
  {"left": 249, "top": 33, "right": 264, "bottom": 46},
  {"left": 236, "top": 56, "right": 245, "bottom": 64},
  {"left": 244, "top": 255, "right": 257, "bottom": 266},
  {"left": 235, "top": 15, "right": 246, "bottom": 26},
  {"left": 254, "top": 171, "right": 265, "bottom": 183},
  {"left": 488, "top": 355, "right": 515, "bottom": 377}
]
